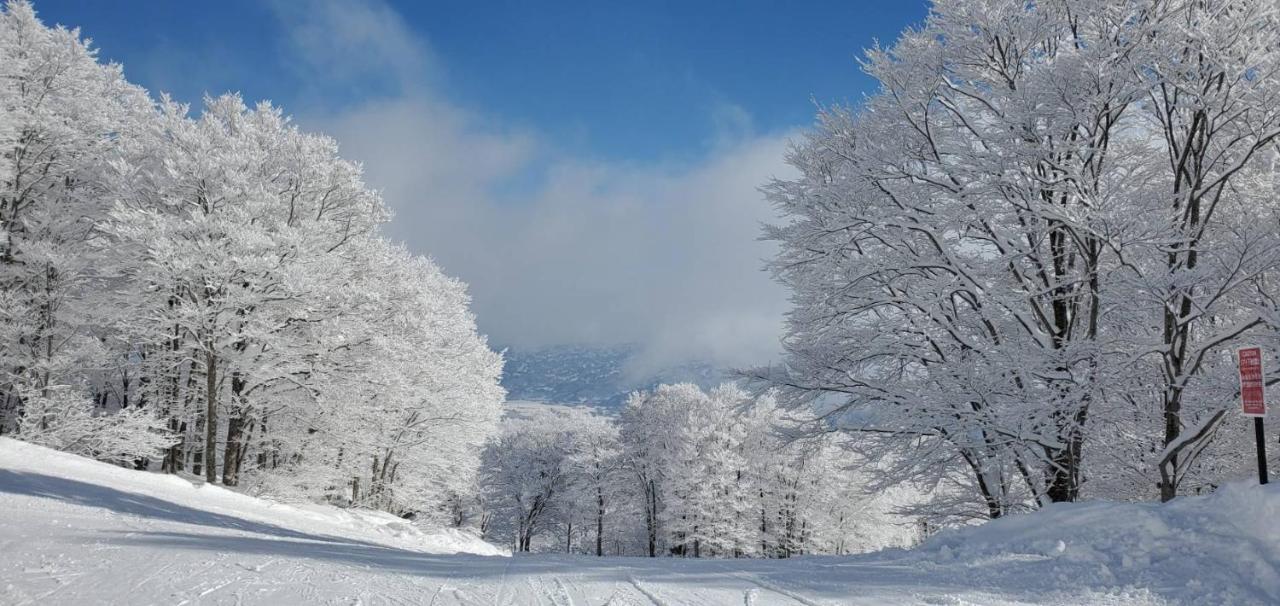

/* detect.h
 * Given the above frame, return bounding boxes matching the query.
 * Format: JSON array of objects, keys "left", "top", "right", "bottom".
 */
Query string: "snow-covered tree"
[
  {"left": 761, "top": 0, "right": 1280, "bottom": 518},
  {"left": 263, "top": 239, "right": 504, "bottom": 516},
  {"left": 482, "top": 411, "right": 574, "bottom": 552},
  {"left": 559, "top": 409, "right": 625, "bottom": 556},
  {"left": 0, "top": 0, "right": 152, "bottom": 434},
  {"left": 0, "top": 1, "right": 504, "bottom": 521},
  {"left": 481, "top": 389, "right": 924, "bottom": 558},
  {"left": 619, "top": 383, "right": 700, "bottom": 556}
]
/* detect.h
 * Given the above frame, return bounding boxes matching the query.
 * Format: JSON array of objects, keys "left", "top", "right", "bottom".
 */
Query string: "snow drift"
[{"left": 905, "top": 481, "right": 1280, "bottom": 604}]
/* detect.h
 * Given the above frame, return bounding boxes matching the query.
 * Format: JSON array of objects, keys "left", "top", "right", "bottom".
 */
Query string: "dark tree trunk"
[
  {"left": 204, "top": 349, "right": 218, "bottom": 484},
  {"left": 1045, "top": 411, "right": 1087, "bottom": 503},
  {"left": 222, "top": 414, "right": 246, "bottom": 486},
  {"left": 595, "top": 484, "right": 604, "bottom": 556},
  {"left": 192, "top": 438, "right": 203, "bottom": 478},
  {"left": 164, "top": 419, "right": 186, "bottom": 473},
  {"left": 646, "top": 479, "right": 658, "bottom": 557},
  {"left": 221, "top": 369, "right": 248, "bottom": 486}
]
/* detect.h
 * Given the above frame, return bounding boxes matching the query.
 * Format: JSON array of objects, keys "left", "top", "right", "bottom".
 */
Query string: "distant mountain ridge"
[{"left": 498, "top": 344, "right": 725, "bottom": 407}]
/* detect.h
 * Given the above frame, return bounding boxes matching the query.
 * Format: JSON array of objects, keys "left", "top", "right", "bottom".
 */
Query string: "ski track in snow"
[
  {"left": 723, "top": 571, "right": 826, "bottom": 606},
  {"left": 626, "top": 575, "right": 670, "bottom": 605}
]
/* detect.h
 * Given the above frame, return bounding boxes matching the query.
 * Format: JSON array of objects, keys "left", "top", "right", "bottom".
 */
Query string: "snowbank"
[
  {"left": 0, "top": 437, "right": 506, "bottom": 557},
  {"left": 906, "top": 482, "right": 1280, "bottom": 604}
]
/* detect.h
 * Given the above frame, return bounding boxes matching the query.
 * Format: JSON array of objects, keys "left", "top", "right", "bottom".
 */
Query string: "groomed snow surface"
[{"left": 0, "top": 438, "right": 1276, "bottom": 605}]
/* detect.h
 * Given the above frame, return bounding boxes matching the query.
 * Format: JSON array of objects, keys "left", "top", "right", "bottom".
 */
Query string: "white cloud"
[
  {"left": 280, "top": 0, "right": 795, "bottom": 372},
  {"left": 269, "top": 0, "right": 438, "bottom": 92}
]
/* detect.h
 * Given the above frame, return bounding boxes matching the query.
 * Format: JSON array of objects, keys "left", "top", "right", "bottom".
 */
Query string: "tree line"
[
  {"left": 477, "top": 385, "right": 920, "bottom": 557},
  {"left": 0, "top": 0, "right": 504, "bottom": 520},
  {"left": 760, "top": 0, "right": 1280, "bottom": 520}
]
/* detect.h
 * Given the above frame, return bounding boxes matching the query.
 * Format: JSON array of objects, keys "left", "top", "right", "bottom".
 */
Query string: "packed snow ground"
[{"left": 1, "top": 438, "right": 1276, "bottom": 605}]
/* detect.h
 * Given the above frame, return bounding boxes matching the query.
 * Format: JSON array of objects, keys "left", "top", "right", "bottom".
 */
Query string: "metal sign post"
[{"left": 1238, "top": 346, "right": 1268, "bottom": 485}]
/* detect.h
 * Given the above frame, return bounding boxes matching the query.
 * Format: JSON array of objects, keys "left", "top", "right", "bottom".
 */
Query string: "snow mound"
[
  {"left": 909, "top": 482, "right": 1280, "bottom": 604},
  {"left": 0, "top": 437, "right": 506, "bottom": 557}
]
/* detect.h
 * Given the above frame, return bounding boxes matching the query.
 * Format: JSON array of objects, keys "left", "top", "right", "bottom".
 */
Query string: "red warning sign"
[{"left": 1238, "top": 347, "right": 1266, "bottom": 417}]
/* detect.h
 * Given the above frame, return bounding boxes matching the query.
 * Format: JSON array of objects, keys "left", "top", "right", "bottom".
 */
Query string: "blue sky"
[
  {"left": 37, "top": 0, "right": 926, "bottom": 161},
  {"left": 32, "top": 0, "right": 930, "bottom": 369}
]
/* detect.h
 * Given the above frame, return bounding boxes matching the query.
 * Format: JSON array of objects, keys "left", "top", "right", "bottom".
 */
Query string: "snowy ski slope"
[{"left": 2, "top": 437, "right": 1277, "bottom": 605}]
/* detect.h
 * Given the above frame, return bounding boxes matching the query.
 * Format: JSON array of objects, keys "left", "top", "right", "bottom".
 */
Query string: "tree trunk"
[
  {"left": 164, "top": 419, "right": 186, "bottom": 473},
  {"left": 222, "top": 413, "right": 246, "bottom": 486},
  {"left": 595, "top": 484, "right": 604, "bottom": 556},
  {"left": 221, "top": 369, "right": 248, "bottom": 486},
  {"left": 646, "top": 479, "right": 658, "bottom": 557},
  {"left": 256, "top": 419, "right": 271, "bottom": 470},
  {"left": 1045, "top": 411, "right": 1087, "bottom": 503},
  {"left": 1160, "top": 281, "right": 1193, "bottom": 502},
  {"left": 192, "top": 436, "right": 203, "bottom": 478},
  {"left": 204, "top": 349, "right": 218, "bottom": 484}
]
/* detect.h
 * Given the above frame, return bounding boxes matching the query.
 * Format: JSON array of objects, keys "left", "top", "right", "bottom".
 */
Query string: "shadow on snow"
[{"left": 0, "top": 467, "right": 1067, "bottom": 601}]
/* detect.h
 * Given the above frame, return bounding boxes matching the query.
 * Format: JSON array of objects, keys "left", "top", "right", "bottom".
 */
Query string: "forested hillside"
[
  {"left": 0, "top": 0, "right": 504, "bottom": 521},
  {"left": 500, "top": 344, "right": 722, "bottom": 406}
]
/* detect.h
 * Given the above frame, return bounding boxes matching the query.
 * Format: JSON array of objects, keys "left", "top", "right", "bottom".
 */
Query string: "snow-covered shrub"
[{"left": 16, "top": 386, "right": 173, "bottom": 465}]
